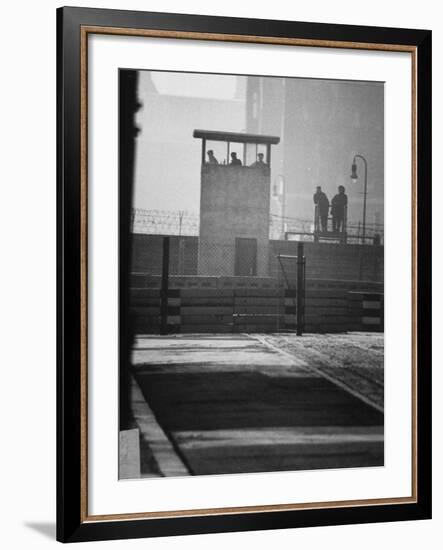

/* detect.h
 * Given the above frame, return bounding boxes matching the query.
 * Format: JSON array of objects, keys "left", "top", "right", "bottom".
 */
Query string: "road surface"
[{"left": 130, "top": 333, "right": 384, "bottom": 477}]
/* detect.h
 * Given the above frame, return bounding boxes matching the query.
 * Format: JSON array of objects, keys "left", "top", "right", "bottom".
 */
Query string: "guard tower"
[{"left": 193, "top": 129, "right": 280, "bottom": 277}]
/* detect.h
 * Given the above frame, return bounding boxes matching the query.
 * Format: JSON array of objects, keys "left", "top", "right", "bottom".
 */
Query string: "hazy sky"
[
  {"left": 133, "top": 71, "right": 246, "bottom": 214},
  {"left": 132, "top": 70, "right": 384, "bottom": 227},
  {"left": 150, "top": 71, "right": 239, "bottom": 100}
]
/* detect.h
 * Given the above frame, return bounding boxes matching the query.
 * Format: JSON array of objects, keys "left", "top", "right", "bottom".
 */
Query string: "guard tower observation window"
[{"left": 193, "top": 129, "right": 280, "bottom": 170}]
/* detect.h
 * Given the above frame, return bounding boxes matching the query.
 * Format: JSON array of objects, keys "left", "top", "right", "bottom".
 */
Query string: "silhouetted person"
[
  {"left": 313, "top": 186, "right": 329, "bottom": 232},
  {"left": 331, "top": 185, "right": 348, "bottom": 232},
  {"left": 230, "top": 152, "right": 242, "bottom": 166},
  {"left": 206, "top": 149, "right": 218, "bottom": 165},
  {"left": 250, "top": 152, "right": 267, "bottom": 168}
]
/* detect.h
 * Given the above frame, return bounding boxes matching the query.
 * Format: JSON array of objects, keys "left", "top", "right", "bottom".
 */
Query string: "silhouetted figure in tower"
[
  {"left": 331, "top": 185, "right": 348, "bottom": 233},
  {"left": 206, "top": 150, "right": 219, "bottom": 165},
  {"left": 250, "top": 152, "right": 267, "bottom": 169},
  {"left": 230, "top": 152, "right": 242, "bottom": 166},
  {"left": 313, "top": 186, "right": 330, "bottom": 232}
]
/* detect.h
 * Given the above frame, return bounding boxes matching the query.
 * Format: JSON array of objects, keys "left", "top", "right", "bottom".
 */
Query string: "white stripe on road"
[{"left": 174, "top": 426, "right": 383, "bottom": 450}]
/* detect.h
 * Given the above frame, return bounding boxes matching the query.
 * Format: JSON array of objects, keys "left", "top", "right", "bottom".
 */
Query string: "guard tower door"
[{"left": 235, "top": 238, "right": 257, "bottom": 276}]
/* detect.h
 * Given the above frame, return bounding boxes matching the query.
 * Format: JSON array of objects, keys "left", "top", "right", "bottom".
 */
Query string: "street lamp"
[{"left": 350, "top": 154, "right": 368, "bottom": 243}]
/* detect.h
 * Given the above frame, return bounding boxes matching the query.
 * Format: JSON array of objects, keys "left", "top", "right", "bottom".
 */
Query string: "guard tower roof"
[{"left": 193, "top": 129, "right": 280, "bottom": 145}]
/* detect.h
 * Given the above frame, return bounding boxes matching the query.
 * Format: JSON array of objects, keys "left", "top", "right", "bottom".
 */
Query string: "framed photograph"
[{"left": 57, "top": 6, "right": 432, "bottom": 543}]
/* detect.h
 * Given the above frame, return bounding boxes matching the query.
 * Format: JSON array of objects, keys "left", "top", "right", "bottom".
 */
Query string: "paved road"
[{"left": 132, "top": 334, "right": 383, "bottom": 476}]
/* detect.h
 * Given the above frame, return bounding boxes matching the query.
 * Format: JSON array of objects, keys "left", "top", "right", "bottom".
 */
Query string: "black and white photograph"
[
  {"left": 119, "top": 69, "right": 385, "bottom": 479},
  {"left": 0, "top": 0, "right": 436, "bottom": 546}
]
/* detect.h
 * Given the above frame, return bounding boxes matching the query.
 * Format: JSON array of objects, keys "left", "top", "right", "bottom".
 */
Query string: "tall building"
[{"left": 246, "top": 76, "right": 384, "bottom": 232}]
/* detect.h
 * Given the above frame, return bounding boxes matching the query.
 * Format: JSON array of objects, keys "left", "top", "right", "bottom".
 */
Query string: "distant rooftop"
[{"left": 193, "top": 129, "right": 280, "bottom": 145}]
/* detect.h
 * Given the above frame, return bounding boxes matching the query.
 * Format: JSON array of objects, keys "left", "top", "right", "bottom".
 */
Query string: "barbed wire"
[
  {"left": 131, "top": 208, "right": 384, "bottom": 239},
  {"left": 131, "top": 208, "right": 200, "bottom": 236}
]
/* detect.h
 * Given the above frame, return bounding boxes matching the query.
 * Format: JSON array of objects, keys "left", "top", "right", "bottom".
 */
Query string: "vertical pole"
[
  {"left": 314, "top": 205, "right": 319, "bottom": 243},
  {"left": 281, "top": 175, "right": 285, "bottom": 239},
  {"left": 178, "top": 210, "right": 184, "bottom": 236},
  {"left": 276, "top": 255, "right": 281, "bottom": 332},
  {"left": 178, "top": 238, "right": 185, "bottom": 275},
  {"left": 296, "top": 242, "right": 304, "bottom": 336},
  {"left": 160, "top": 236, "right": 170, "bottom": 335},
  {"left": 362, "top": 158, "right": 368, "bottom": 243},
  {"left": 119, "top": 70, "right": 139, "bottom": 431},
  {"left": 201, "top": 139, "right": 206, "bottom": 166},
  {"left": 358, "top": 246, "right": 363, "bottom": 281}
]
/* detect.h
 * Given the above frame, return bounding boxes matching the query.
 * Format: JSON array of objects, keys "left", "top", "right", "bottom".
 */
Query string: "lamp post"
[{"left": 350, "top": 154, "right": 368, "bottom": 243}]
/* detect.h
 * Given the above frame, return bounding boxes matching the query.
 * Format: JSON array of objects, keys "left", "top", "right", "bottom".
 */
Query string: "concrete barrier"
[
  {"left": 130, "top": 279, "right": 383, "bottom": 334},
  {"left": 347, "top": 291, "right": 384, "bottom": 332}
]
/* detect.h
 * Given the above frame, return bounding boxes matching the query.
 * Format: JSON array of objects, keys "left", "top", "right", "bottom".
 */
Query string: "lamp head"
[{"left": 350, "top": 160, "right": 358, "bottom": 184}]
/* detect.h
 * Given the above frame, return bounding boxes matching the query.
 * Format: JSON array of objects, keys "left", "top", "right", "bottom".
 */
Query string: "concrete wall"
[
  {"left": 199, "top": 164, "right": 270, "bottom": 276},
  {"left": 130, "top": 234, "right": 383, "bottom": 283},
  {"left": 271, "top": 241, "right": 384, "bottom": 283},
  {"left": 131, "top": 234, "right": 198, "bottom": 276}
]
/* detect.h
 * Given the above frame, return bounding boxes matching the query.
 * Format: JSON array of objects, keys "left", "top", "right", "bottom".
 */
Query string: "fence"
[
  {"left": 129, "top": 236, "right": 384, "bottom": 335},
  {"left": 130, "top": 208, "right": 384, "bottom": 244},
  {"left": 130, "top": 234, "right": 384, "bottom": 282}
]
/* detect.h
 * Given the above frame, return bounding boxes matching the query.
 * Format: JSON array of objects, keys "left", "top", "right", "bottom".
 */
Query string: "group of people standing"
[
  {"left": 207, "top": 150, "right": 267, "bottom": 168},
  {"left": 313, "top": 185, "right": 348, "bottom": 233}
]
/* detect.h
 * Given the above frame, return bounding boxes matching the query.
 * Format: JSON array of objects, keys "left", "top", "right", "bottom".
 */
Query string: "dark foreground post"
[
  {"left": 119, "top": 70, "right": 139, "bottom": 430},
  {"left": 296, "top": 242, "right": 305, "bottom": 336},
  {"left": 160, "top": 236, "right": 170, "bottom": 335}
]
